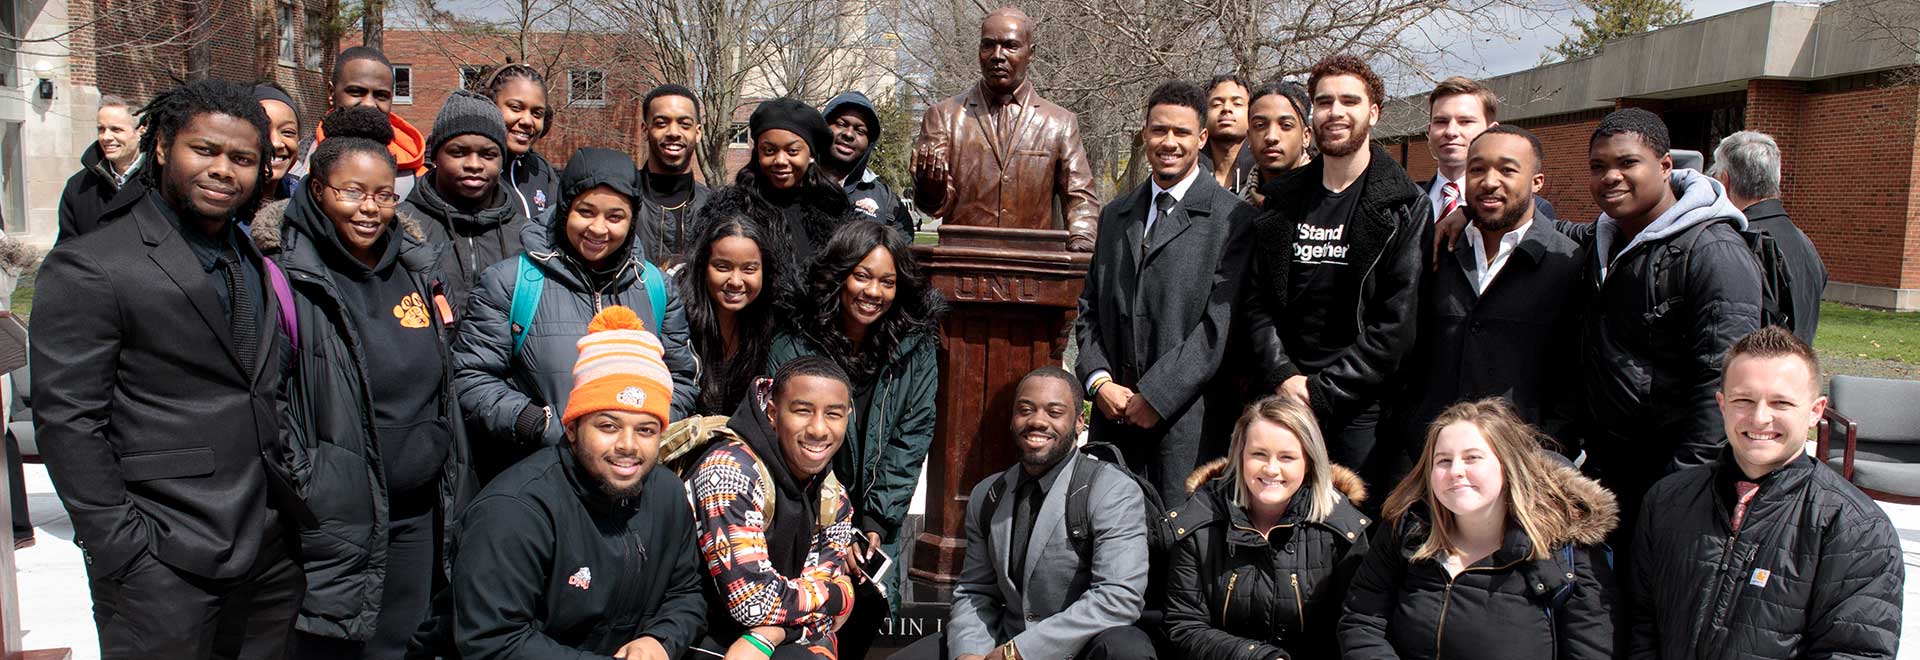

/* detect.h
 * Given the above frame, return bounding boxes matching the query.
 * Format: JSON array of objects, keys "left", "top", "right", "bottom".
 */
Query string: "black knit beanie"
[
  {"left": 748, "top": 97, "right": 829, "bottom": 156},
  {"left": 560, "top": 147, "right": 640, "bottom": 205},
  {"left": 428, "top": 89, "right": 509, "bottom": 157}
]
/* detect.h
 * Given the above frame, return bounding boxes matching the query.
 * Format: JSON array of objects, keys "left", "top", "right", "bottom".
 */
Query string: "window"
[
  {"left": 303, "top": 10, "right": 326, "bottom": 70},
  {"left": 392, "top": 64, "right": 413, "bottom": 105},
  {"left": 568, "top": 68, "right": 605, "bottom": 107},
  {"left": 459, "top": 65, "right": 495, "bottom": 93},
  {"left": 276, "top": 3, "right": 296, "bottom": 66},
  {"left": 728, "top": 122, "right": 749, "bottom": 146}
]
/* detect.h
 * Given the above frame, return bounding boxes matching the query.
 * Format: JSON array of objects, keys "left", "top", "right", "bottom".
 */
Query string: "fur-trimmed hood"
[
  {"left": 250, "top": 196, "right": 430, "bottom": 254},
  {"left": 1183, "top": 456, "right": 1368, "bottom": 505}
]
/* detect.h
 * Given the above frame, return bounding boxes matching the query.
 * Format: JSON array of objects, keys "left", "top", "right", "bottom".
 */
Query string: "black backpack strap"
[
  {"left": 1649, "top": 219, "right": 1723, "bottom": 322},
  {"left": 1064, "top": 450, "right": 1105, "bottom": 558},
  {"left": 988, "top": 472, "right": 1011, "bottom": 507}
]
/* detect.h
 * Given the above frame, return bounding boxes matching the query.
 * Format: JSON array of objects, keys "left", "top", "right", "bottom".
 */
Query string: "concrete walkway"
[{"left": 14, "top": 462, "right": 1920, "bottom": 659}]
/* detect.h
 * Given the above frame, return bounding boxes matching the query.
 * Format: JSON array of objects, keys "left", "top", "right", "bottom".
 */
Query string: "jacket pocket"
[{"left": 120, "top": 447, "right": 216, "bottom": 482}]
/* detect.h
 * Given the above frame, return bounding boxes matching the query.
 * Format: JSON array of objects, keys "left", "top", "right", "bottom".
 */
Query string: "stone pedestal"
[{"left": 907, "top": 225, "right": 1088, "bottom": 600}]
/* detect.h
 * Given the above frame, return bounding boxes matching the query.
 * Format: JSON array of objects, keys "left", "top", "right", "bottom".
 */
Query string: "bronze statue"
[{"left": 911, "top": 7, "right": 1100, "bottom": 251}]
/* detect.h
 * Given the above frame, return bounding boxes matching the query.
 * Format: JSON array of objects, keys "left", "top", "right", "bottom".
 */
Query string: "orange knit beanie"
[{"left": 561, "top": 306, "right": 673, "bottom": 427}]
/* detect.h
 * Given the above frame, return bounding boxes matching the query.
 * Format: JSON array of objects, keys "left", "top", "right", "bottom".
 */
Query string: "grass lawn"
[
  {"left": 1815, "top": 302, "right": 1920, "bottom": 364},
  {"left": 10, "top": 270, "right": 31, "bottom": 321}
]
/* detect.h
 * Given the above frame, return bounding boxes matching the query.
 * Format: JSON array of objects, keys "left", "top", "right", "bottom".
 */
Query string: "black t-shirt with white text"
[{"left": 1286, "top": 184, "right": 1363, "bottom": 371}]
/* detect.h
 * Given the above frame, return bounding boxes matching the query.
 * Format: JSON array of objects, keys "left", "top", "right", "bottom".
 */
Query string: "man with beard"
[
  {"left": 1421, "top": 77, "right": 1553, "bottom": 225},
  {"left": 1198, "top": 74, "right": 1258, "bottom": 199},
  {"left": 1242, "top": 80, "right": 1312, "bottom": 205},
  {"left": 1239, "top": 55, "right": 1426, "bottom": 501},
  {"left": 689, "top": 356, "right": 863, "bottom": 659},
  {"left": 1392, "top": 125, "right": 1583, "bottom": 484},
  {"left": 1077, "top": 80, "right": 1254, "bottom": 505},
  {"left": 636, "top": 84, "right": 710, "bottom": 266},
  {"left": 821, "top": 90, "right": 916, "bottom": 240},
  {"left": 449, "top": 306, "right": 706, "bottom": 660},
  {"left": 912, "top": 7, "right": 1100, "bottom": 252},
  {"left": 893, "top": 366, "right": 1154, "bottom": 660},
  {"left": 32, "top": 79, "right": 302, "bottom": 659}
]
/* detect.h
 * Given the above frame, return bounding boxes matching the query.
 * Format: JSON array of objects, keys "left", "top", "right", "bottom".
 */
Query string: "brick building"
[
  {"left": 3, "top": 0, "right": 334, "bottom": 245},
  {"left": 1378, "top": 0, "right": 1920, "bottom": 310},
  {"left": 364, "top": 29, "right": 659, "bottom": 170}
]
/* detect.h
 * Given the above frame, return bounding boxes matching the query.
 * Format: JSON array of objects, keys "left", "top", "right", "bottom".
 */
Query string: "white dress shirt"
[{"left": 1464, "top": 219, "right": 1531, "bottom": 295}]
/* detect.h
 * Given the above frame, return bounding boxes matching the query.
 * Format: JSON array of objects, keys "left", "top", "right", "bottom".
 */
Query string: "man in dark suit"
[
  {"left": 1075, "top": 80, "right": 1256, "bottom": 506},
  {"left": 1709, "top": 130, "right": 1827, "bottom": 344},
  {"left": 32, "top": 79, "right": 301, "bottom": 660},
  {"left": 1395, "top": 126, "right": 1585, "bottom": 481},
  {"left": 893, "top": 367, "right": 1153, "bottom": 660}
]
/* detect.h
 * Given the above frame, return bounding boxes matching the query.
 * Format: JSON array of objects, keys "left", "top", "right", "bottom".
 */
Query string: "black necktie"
[
  {"left": 1144, "top": 191, "right": 1175, "bottom": 264},
  {"left": 222, "top": 254, "right": 258, "bottom": 380},
  {"left": 1008, "top": 479, "right": 1041, "bottom": 592}
]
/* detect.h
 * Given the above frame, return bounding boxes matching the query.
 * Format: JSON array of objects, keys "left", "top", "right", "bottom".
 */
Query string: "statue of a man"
[{"left": 911, "top": 7, "right": 1100, "bottom": 252}]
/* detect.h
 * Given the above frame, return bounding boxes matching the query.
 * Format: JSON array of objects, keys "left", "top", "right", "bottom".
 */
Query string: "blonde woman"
[
  {"left": 1339, "top": 398, "right": 1616, "bottom": 660},
  {"left": 1163, "top": 395, "right": 1372, "bottom": 660}
]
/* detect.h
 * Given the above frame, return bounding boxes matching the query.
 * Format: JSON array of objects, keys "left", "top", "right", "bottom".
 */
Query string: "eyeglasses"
[{"left": 319, "top": 183, "right": 403, "bottom": 208}]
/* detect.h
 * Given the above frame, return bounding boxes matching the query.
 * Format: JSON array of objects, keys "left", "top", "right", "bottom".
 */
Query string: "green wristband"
[{"left": 743, "top": 632, "right": 774, "bottom": 658}]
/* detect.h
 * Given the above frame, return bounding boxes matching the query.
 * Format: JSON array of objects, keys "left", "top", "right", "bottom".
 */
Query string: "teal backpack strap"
[
  {"left": 641, "top": 260, "right": 666, "bottom": 331},
  {"left": 509, "top": 254, "right": 545, "bottom": 357}
]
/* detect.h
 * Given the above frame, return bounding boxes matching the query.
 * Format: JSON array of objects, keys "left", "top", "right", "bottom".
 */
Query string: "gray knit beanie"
[{"left": 427, "top": 90, "right": 509, "bottom": 157}]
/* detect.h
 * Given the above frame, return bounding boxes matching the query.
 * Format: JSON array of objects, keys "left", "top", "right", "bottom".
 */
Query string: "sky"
[{"left": 1438, "top": 0, "right": 1779, "bottom": 82}]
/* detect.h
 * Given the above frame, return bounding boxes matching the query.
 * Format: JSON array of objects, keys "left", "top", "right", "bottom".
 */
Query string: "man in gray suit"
[
  {"left": 1075, "top": 80, "right": 1257, "bottom": 506},
  {"left": 893, "top": 367, "right": 1154, "bottom": 660}
]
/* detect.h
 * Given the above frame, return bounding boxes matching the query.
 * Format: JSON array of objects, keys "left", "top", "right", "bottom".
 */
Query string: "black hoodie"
[
  {"left": 821, "top": 91, "right": 915, "bottom": 239},
  {"left": 402, "top": 176, "right": 527, "bottom": 319}
]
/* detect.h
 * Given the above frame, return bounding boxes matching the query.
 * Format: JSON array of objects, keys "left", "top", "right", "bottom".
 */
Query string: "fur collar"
[
  {"left": 250, "top": 197, "right": 429, "bottom": 254},
  {"left": 1182, "top": 456, "right": 1368, "bottom": 505}
]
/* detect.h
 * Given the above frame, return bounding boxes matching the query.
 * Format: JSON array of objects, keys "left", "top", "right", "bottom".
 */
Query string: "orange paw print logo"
[{"left": 394, "top": 292, "right": 431, "bottom": 329}]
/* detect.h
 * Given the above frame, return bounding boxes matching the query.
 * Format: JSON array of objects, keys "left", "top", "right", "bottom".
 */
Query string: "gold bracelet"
[{"left": 1002, "top": 640, "right": 1021, "bottom": 660}]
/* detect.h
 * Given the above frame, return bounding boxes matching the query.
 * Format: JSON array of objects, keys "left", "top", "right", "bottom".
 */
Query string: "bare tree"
[
  {"left": 1844, "top": 0, "right": 1920, "bottom": 85},
  {"left": 891, "top": 0, "right": 1567, "bottom": 196},
  {"left": 579, "top": 0, "right": 897, "bottom": 183}
]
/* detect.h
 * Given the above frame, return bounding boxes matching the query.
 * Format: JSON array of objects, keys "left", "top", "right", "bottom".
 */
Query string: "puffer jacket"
[
  {"left": 766, "top": 330, "right": 937, "bottom": 547},
  {"left": 1240, "top": 142, "right": 1427, "bottom": 422},
  {"left": 251, "top": 195, "right": 473, "bottom": 642},
  {"left": 1576, "top": 170, "right": 1763, "bottom": 484},
  {"left": 403, "top": 178, "right": 529, "bottom": 320},
  {"left": 1339, "top": 464, "right": 1618, "bottom": 660},
  {"left": 1163, "top": 459, "right": 1373, "bottom": 660},
  {"left": 451, "top": 210, "right": 698, "bottom": 476},
  {"left": 450, "top": 445, "right": 708, "bottom": 660},
  {"left": 1628, "top": 452, "right": 1904, "bottom": 660},
  {"left": 503, "top": 150, "right": 560, "bottom": 224}
]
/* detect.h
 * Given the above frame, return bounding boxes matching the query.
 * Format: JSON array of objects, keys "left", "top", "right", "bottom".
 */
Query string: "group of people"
[{"left": 25, "top": 4, "right": 1903, "bottom": 660}]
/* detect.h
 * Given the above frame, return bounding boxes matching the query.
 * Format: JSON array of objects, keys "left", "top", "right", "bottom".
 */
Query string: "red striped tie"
[{"left": 1442, "top": 181, "right": 1461, "bottom": 220}]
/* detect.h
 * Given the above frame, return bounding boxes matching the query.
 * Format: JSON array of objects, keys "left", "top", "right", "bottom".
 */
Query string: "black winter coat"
[
  {"left": 1573, "top": 171, "right": 1763, "bottom": 489},
  {"left": 1339, "top": 464, "right": 1618, "bottom": 660},
  {"left": 1397, "top": 216, "right": 1585, "bottom": 444},
  {"left": 1163, "top": 459, "right": 1373, "bottom": 660},
  {"left": 1628, "top": 452, "right": 1904, "bottom": 660},
  {"left": 1741, "top": 199, "right": 1827, "bottom": 345},
  {"left": 404, "top": 180, "right": 529, "bottom": 321},
  {"left": 1242, "top": 143, "right": 1427, "bottom": 422},
  {"left": 55, "top": 143, "right": 145, "bottom": 243},
  {"left": 503, "top": 150, "right": 560, "bottom": 224},
  {"left": 251, "top": 195, "right": 474, "bottom": 641},
  {"left": 451, "top": 445, "right": 709, "bottom": 659}
]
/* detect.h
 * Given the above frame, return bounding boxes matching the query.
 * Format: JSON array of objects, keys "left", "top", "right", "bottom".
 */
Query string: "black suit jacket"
[
  {"left": 1397, "top": 215, "right": 1586, "bottom": 449},
  {"left": 32, "top": 194, "right": 293, "bottom": 580},
  {"left": 1741, "top": 199, "right": 1827, "bottom": 345},
  {"left": 1074, "top": 172, "right": 1254, "bottom": 504}
]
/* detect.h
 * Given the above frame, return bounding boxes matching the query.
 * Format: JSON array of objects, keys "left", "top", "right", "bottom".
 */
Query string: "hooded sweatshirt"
[
  {"left": 821, "top": 91, "right": 916, "bottom": 239},
  {"left": 1593, "top": 169, "right": 1748, "bottom": 281},
  {"left": 291, "top": 111, "right": 429, "bottom": 201}
]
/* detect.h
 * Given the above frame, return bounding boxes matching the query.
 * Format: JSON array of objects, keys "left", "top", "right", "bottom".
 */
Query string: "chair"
[
  {"left": 5, "top": 361, "right": 31, "bottom": 463},
  {"left": 1815, "top": 375, "right": 1920, "bottom": 504}
]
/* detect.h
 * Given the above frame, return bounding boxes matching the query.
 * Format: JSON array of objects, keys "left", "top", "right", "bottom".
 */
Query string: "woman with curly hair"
[
  {"left": 767, "top": 220, "right": 944, "bottom": 655},
  {"left": 1339, "top": 398, "right": 1617, "bottom": 660},
  {"left": 678, "top": 212, "right": 785, "bottom": 415}
]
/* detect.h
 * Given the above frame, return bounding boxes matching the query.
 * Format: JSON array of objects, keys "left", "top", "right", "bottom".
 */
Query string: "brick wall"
[
  {"left": 1777, "top": 82, "right": 1920, "bottom": 289},
  {"left": 72, "top": 0, "right": 331, "bottom": 134},
  {"left": 367, "top": 30, "right": 655, "bottom": 169}
]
